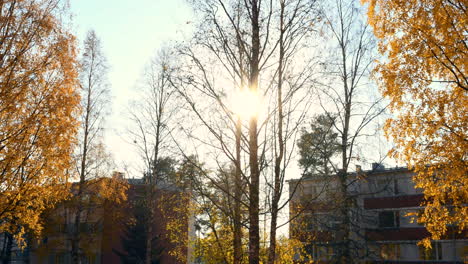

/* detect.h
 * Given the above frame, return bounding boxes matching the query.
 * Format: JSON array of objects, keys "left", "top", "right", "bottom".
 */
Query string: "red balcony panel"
[
  {"left": 367, "top": 226, "right": 467, "bottom": 241},
  {"left": 366, "top": 227, "right": 430, "bottom": 241},
  {"left": 364, "top": 194, "right": 424, "bottom": 209}
]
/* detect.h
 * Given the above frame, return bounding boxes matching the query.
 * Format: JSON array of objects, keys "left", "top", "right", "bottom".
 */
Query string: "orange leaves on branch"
[
  {"left": 363, "top": 0, "right": 467, "bottom": 241},
  {"left": 0, "top": 0, "right": 80, "bottom": 245}
]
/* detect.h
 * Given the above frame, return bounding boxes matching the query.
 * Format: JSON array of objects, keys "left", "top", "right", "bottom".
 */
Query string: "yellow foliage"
[
  {"left": 159, "top": 192, "right": 193, "bottom": 263},
  {"left": 93, "top": 175, "right": 129, "bottom": 205},
  {"left": 363, "top": 0, "right": 467, "bottom": 241},
  {"left": 0, "top": 0, "right": 80, "bottom": 246},
  {"left": 193, "top": 199, "right": 314, "bottom": 263},
  {"left": 272, "top": 236, "right": 312, "bottom": 264},
  {"left": 195, "top": 219, "right": 238, "bottom": 264}
]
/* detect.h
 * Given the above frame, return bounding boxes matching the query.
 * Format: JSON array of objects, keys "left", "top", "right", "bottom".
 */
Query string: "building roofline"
[{"left": 288, "top": 166, "right": 412, "bottom": 183}]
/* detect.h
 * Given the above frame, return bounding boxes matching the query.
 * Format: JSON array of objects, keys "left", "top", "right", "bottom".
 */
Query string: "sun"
[{"left": 229, "top": 88, "right": 263, "bottom": 120}]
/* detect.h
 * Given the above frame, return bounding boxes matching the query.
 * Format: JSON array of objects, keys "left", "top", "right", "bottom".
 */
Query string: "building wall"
[
  {"left": 289, "top": 167, "right": 467, "bottom": 263},
  {"left": 100, "top": 183, "right": 191, "bottom": 264},
  {"left": 25, "top": 181, "right": 190, "bottom": 264}
]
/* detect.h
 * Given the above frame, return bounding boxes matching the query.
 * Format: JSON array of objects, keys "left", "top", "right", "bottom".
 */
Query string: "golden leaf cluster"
[
  {"left": 363, "top": 0, "right": 467, "bottom": 241},
  {"left": 159, "top": 192, "right": 192, "bottom": 263},
  {"left": 0, "top": 0, "right": 80, "bottom": 245}
]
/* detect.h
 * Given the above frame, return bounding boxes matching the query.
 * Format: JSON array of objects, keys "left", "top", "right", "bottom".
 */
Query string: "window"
[
  {"left": 378, "top": 211, "right": 399, "bottom": 228},
  {"left": 395, "top": 178, "right": 414, "bottom": 195},
  {"left": 399, "top": 210, "right": 409, "bottom": 227},
  {"left": 374, "top": 179, "right": 394, "bottom": 196},
  {"left": 399, "top": 210, "right": 420, "bottom": 227},
  {"left": 304, "top": 215, "right": 327, "bottom": 232},
  {"left": 317, "top": 246, "right": 334, "bottom": 260},
  {"left": 380, "top": 243, "right": 400, "bottom": 260},
  {"left": 394, "top": 179, "right": 400, "bottom": 194},
  {"left": 81, "top": 254, "right": 96, "bottom": 264},
  {"left": 310, "top": 244, "right": 334, "bottom": 260},
  {"left": 306, "top": 218, "right": 315, "bottom": 231},
  {"left": 309, "top": 185, "right": 327, "bottom": 200},
  {"left": 416, "top": 209, "right": 425, "bottom": 226},
  {"left": 79, "top": 222, "right": 101, "bottom": 233},
  {"left": 419, "top": 242, "right": 442, "bottom": 260},
  {"left": 55, "top": 223, "right": 67, "bottom": 233},
  {"left": 54, "top": 252, "right": 70, "bottom": 263}
]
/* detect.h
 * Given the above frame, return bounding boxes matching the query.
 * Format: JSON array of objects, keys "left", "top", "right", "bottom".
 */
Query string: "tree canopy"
[
  {"left": 298, "top": 114, "right": 341, "bottom": 176},
  {"left": 0, "top": 0, "right": 80, "bottom": 245},
  {"left": 363, "top": 0, "right": 468, "bottom": 244}
]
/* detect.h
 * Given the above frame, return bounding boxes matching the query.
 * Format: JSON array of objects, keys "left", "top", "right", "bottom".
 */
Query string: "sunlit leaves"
[
  {"left": 363, "top": 0, "right": 468, "bottom": 242},
  {"left": 0, "top": 0, "right": 80, "bottom": 246}
]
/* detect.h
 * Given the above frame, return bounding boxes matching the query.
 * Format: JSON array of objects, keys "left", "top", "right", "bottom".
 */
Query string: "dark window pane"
[{"left": 379, "top": 211, "right": 395, "bottom": 228}]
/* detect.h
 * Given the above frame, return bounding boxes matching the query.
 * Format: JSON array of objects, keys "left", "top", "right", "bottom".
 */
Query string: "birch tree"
[
  {"left": 172, "top": 1, "right": 320, "bottom": 263},
  {"left": 128, "top": 49, "right": 178, "bottom": 264},
  {"left": 314, "top": 0, "right": 386, "bottom": 261},
  {"left": 71, "top": 30, "right": 127, "bottom": 264}
]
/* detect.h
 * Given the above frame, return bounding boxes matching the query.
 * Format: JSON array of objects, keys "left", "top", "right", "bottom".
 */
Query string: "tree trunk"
[
  {"left": 234, "top": 117, "right": 243, "bottom": 264},
  {"left": 72, "top": 74, "right": 93, "bottom": 264},
  {"left": 234, "top": 6, "right": 246, "bottom": 262},
  {"left": 145, "top": 189, "right": 154, "bottom": 264},
  {"left": 268, "top": 2, "right": 285, "bottom": 263},
  {"left": 248, "top": 119, "right": 260, "bottom": 264},
  {"left": 248, "top": 1, "right": 260, "bottom": 263},
  {"left": 339, "top": 74, "right": 352, "bottom": 263},
  {"left": 145, "top": 161, "right": 157, "bottom": 264},
  {"left": 71, "top": 205, "right": 82, "bottom": 264}
]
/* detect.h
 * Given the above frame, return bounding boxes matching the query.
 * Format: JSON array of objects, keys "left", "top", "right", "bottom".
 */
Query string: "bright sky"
[
  {"left": 69, "top": 1, "right": 297, "bottom": 236},
  {"left": 69, "top": 1, "right": 394, "bottom": 238},
  {"left": 70, "top": 0, "right": 193, "bottom": 176}
]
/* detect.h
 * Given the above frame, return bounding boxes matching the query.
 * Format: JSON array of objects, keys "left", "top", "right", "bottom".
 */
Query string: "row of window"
[
  {"left": 301, "top": 176, "right": 421, "bottom": 200},
  {"left": 377, "top": 210, "right": 422, "bottom": 228},
  {"left": 302, "top": 209, "right": 420, "bottom": 231},
  {"left": 54, "top": 222, "right": 102, "bottom": 234},
  {"left": 377, "top": 242, "right": 444, "bottom": 261},
  {"left": 378, "top": 211, "right": 400, "bottom": 228},
  {"left": 47, "top": 252, "right": 98, "bottom": 264},
  {"left": 306, "top": 242, "right": 464, "bottom": 262},
  {"left": 369, "top": 177, "right": 421, "bottom": 197}
]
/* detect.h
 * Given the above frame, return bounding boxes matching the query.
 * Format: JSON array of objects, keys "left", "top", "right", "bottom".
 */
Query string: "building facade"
[
  {"left": 289, "top": 165, "right": 467, "bottom": 263},
  {"left": 1, "top": 176, "right": 192, "bottom": 264}
]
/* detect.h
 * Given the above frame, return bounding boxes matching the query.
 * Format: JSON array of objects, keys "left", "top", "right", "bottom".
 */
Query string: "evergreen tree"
[
  {"left": 297, "top": 114, "right": 341, "bottom": 176},
  {"left": 114, "top": 201, "right": 164, "bottom": 264}
]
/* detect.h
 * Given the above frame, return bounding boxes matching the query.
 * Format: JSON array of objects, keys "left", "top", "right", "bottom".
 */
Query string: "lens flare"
[{"left": 230, "top": 88, "right": 263, "bottom": 120}]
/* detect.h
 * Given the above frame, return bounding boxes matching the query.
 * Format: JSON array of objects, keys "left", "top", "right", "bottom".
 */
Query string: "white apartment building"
[{"left": 289, "top": 165, "right": 467, "bottom": 263}]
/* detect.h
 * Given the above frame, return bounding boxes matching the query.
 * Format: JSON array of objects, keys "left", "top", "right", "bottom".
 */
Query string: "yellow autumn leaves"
[
  {"left": 0, "top": 0, "right": 80, "bottom": 246},
  {"left": 363, "top": 0, "right": 467, "bottom": 244}
]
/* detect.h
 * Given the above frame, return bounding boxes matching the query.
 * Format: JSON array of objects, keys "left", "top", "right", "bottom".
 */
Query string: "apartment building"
[
  {"left": 1, "top": 176, "right": 192, "bottom": 264},
  {"left": 289, "top": 165, "right": 467, "bottom": 263}
]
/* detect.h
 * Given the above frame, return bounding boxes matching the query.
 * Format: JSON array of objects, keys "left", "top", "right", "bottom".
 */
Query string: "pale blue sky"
[
  {"left": 70, "top": 0, "right": 193, "bottom": 175},
  {"left": 68, "top": 1, "right": 393, "bottom": 238}
]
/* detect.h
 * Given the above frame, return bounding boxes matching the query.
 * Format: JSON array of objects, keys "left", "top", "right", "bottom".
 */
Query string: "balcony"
[
  {"left": 364, "top": 194, "right": 424, "bottom": 210},
  {"left": 366, "top": 227, "right": 430, "bottom": 241}
]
